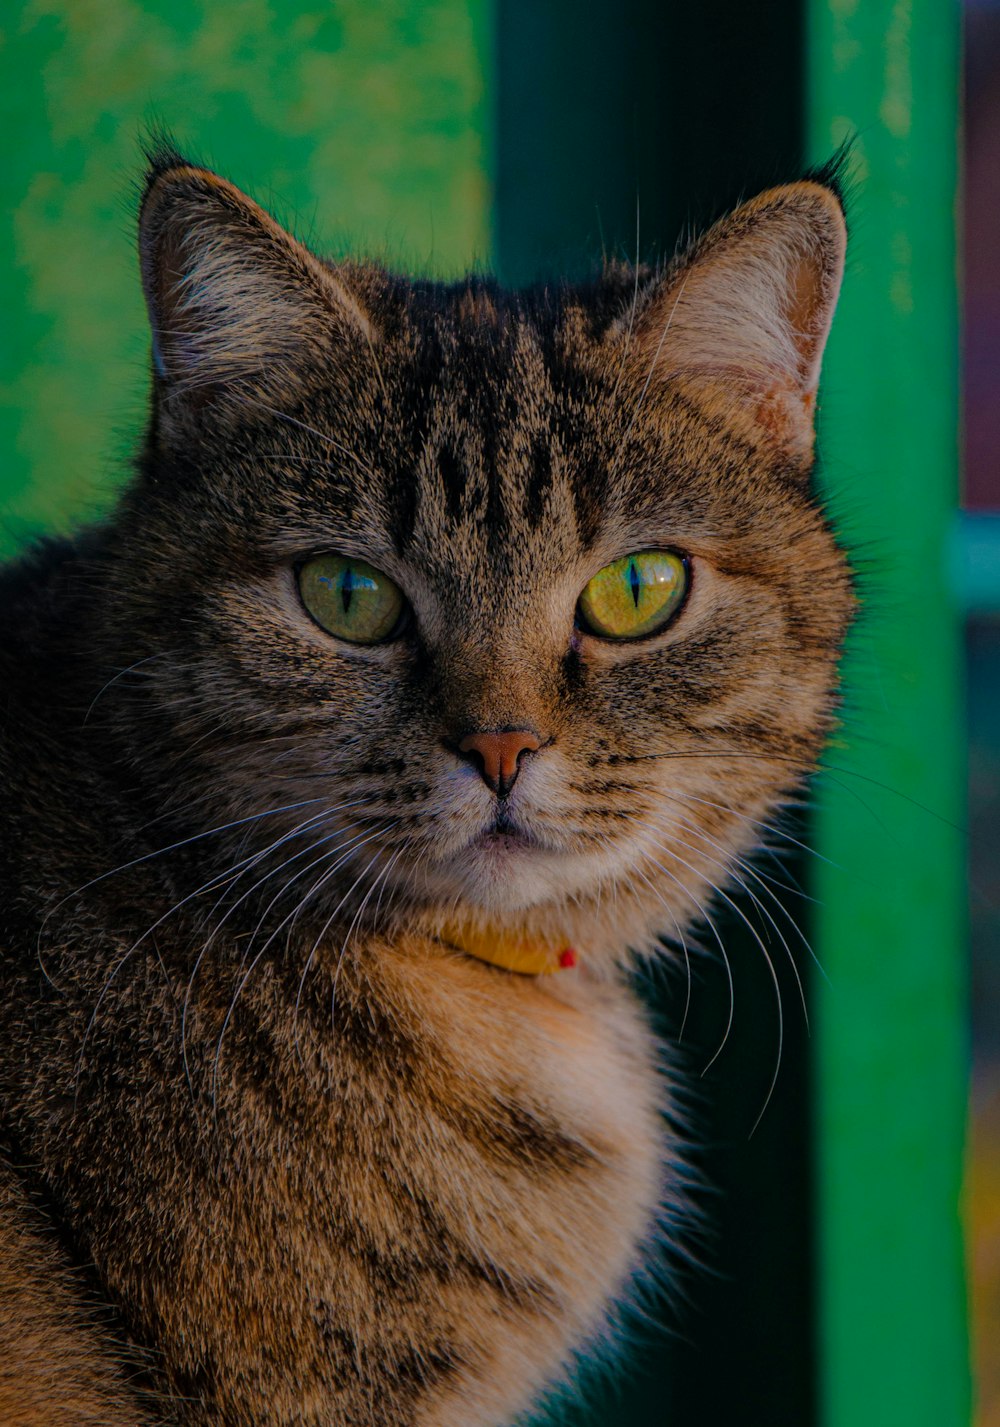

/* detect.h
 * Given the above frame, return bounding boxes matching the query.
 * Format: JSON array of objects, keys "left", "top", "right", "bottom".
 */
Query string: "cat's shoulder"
[
  {"left": 0, "top": 533, "right": 97, "bottom": 644},
  {"left": 0, "top": 534, "right": 104, "bottom": 753}
]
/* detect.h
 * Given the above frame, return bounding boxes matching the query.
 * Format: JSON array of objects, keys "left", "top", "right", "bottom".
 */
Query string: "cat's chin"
[
  {"left": 413, "top": 834, "right": 577, "bottom": 915},
  {"left": 469, "top": 827, "right": 537, "bottom": 855},
  {"left": 410, "top": 825, "right": 629, "bottom": 922},
  {"left": 454, "top": 849, "right": 565, "bottom": 912}
]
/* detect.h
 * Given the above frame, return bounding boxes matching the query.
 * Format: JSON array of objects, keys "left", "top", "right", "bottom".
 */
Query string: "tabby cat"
[{"left": 0, "top": 145, "right": 850, "bottom": 1425}]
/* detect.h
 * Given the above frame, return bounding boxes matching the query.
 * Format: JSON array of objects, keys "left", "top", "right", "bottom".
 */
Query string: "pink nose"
[{"left": 457, "top": 729, "right": 542, "bottom": 796}]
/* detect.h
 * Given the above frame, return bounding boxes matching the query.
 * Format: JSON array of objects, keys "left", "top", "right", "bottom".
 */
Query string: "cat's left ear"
[
  {"left": 619, "top": 181, "right": 846, "bottom": 467},
  {"left": 139, "top": 152, "right": 374, "bottom": 423}
]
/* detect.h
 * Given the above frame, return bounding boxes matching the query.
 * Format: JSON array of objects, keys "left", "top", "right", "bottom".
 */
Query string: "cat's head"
[{"left": 101, "top": 148, "right": 851, "bottom": 973}]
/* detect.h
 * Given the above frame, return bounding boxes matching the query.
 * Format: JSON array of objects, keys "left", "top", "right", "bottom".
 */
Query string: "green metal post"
[
  {"left": 808, "top": 3, "right": 970, "bottom": 1424},
  {"left": 0, "top": 1, "right": 492, "bottom": 553}
]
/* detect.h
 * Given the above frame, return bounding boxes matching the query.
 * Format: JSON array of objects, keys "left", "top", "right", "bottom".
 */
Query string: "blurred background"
[
  {"left": 1, "top": 2, "right": 995, "bottom": 1425},
  {"left": 965, "top": 2, "right": 1000, "bottom": 1422}
]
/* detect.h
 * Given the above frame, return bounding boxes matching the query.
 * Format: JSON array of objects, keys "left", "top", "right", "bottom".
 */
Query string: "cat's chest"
[{"left": 143, "top": 944, "right": 668, "bottom": 1425}]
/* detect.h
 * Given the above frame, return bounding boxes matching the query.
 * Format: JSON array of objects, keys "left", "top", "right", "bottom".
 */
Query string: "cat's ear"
[
  {"left": 139, "top": 152, "right": 374, "bottom": 421},
  {"left": 620, "top": 181, "right": 846, "bottom": 466}
]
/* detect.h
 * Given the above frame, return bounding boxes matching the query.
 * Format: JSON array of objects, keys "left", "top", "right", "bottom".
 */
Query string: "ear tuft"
[
  {"left": 622, "top": 180, "right": 847, "bottom": 466},
  {"left": 139, "top": 126, "right": 190, "bottom": 190},
  {"left": 138, "top": 154, "right": 373, "bottom": 418}
]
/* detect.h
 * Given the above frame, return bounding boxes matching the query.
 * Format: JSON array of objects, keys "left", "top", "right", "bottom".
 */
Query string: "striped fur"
[{"left": 0, "top": 149, "right": 851, "bottom": 1424}]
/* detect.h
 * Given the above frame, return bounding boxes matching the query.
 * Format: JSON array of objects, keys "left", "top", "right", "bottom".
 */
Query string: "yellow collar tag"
[{"left": 438, "top": 921, "right": 577, "bottom": 976}]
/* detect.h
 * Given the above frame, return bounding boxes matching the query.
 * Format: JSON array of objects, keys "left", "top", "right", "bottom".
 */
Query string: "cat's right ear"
[{"left": 138, "top": 152, "right": 374, "bottom": 425}]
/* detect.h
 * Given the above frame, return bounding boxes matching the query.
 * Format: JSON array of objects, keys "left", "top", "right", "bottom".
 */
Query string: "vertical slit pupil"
[
  {"left": 340, "top": 565, "right": 354, "bottom": 615},
  {"left": 628, "top": 560, "right": 641, "bottom": 608}
]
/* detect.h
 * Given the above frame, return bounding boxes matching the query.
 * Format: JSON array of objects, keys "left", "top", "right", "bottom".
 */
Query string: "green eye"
[
  {"left": 578, "top": 550, "right": 689, "bottom": 640},
  {"left": 297, "top": 554, "right": 406, "bottom": 645}
]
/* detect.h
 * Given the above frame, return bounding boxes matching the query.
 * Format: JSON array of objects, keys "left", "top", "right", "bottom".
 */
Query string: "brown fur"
[
  {"left": 0, "top": 1158, "right": 156, "bottom": 1424},
  {"left": 0, "top": 148, "right": 851, "bottom": 1424}
]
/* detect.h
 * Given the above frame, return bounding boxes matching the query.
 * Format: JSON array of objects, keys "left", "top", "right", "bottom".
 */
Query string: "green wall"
[{"left": 0, "top": 0, "right": 491, "bottom": 553}]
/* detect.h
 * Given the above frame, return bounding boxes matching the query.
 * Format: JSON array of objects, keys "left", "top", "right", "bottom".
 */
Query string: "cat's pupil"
[
  {"left": 628, "top": 559, "right": 641, "bottom": 608},
  {"left": 340, "top": 565, "right": 355, "bottom": 616}
]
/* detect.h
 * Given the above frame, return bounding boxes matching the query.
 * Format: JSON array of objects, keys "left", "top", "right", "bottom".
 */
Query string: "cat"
[{"left": 0, "top": 142, "right": 851, "bottom": 1426}]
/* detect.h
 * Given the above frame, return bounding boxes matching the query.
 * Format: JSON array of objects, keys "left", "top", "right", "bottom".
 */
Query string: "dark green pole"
[{"left": 808, "top": 3, "right": 970, "bottom": 1423}]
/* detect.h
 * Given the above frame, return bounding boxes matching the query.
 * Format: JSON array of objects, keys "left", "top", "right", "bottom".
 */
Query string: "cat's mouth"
[
  {"left": 471, "top": 808, "right": 540, "bottom": 853},
  {"left": 472, "top": 828, "right": 537, "bottom": 853}
]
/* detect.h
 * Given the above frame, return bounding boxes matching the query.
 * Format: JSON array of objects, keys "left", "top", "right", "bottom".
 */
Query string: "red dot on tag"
[{"left": 558, "top": 948, "right": 578, "bottom": 969}]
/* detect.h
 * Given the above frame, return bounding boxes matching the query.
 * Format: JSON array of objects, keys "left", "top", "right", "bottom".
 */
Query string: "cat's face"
[{"left": 107, "top": 155, "right": 852, "bottom": 969}]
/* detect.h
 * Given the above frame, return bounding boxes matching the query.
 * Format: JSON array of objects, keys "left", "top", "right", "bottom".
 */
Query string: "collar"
[{"left": 438, "top": 920, "right": 578, "bottom": 976}]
